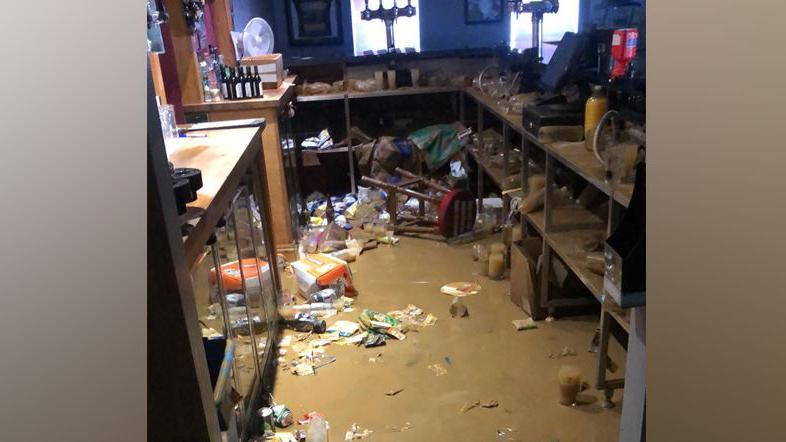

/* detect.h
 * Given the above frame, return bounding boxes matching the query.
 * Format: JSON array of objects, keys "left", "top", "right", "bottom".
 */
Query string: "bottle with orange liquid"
[{"left": 584, "top": 85, "right": 608, "bottom": 151}]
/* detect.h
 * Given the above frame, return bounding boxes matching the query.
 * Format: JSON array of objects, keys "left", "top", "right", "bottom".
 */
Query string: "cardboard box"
[
  {"left": 510, "top": 238, "right": 543, "bottom": 319},
  {"left": 291, "top": 253, "right": 355, "bottom": 296},
  {"left": 240, "top": 54, "right": 284, "bottom": 89}
]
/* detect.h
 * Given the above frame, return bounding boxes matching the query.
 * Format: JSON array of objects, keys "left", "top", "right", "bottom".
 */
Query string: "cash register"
[{"left": 521, "top": 32, "right": 587, "bottom": 135}]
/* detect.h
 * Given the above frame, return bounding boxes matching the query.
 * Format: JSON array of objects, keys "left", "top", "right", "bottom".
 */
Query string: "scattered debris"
[
  {"left": 387, "top": 304, "right": 438, "bottom": 327},
  {"left": 341, "top": 332, "right": 367, "bottom": 345},
  {"left": 512, "top": 318, "right": 537, "bottom": 331},
  {"left": 280, "top": 335, "right": 293, "bottom": 347},
  {"left": 272, "top": 404, "right": 294, "bottom": 428},
  {"left": 344, "top": 423, "right": 373, "bottom": 440},
  {"left": 549, "top": 346, "right": 578, "bottom": 359},
  {"left": 481, "top": 400, "right": 500, "bottom": 408},
  {"left": 428, "top": 363, "right": 448, "bottom": 376},
  {"left": 328, "top": 320, "right": 361, "bottom": 337},
  {"left": 368, "top": 353, "right": 384, "bottom": 364},
  {"left": 298, "top": 411, "right": 325, "bottom": 426},
  {"left": 385, "top": 387, "right": 405, "bottom": 396},
  {"left": 443, "top": 356, "right": 452, "bottom": 367},
  {"left": 589, "top": 328, "right": 600, "bottom": 353},
  {"left": 461, "top": 400, "right": 500, "bottom": 413},
  {"left": 460, "top": 401, "right": 478, "bottom": 413},
  {"left": 449, "top": 298, "right": 469, "bottom": 318},
  {"left": 294, "top": 362, "right": 315, "bottom": 376},
  {"left": 387, "top": 422, "right": 413, "bottom": 432},
  {"left": 378, "top": 235, "right": 400, "bottom": 246},
  {"left": 496, "top": 428, "right": 522, "bottom": 441},
  {"left": 440, "top": 281, "right": 482, "bottom": 297},
  {"left": 363, "top": 333, "right": 386, "bottom": 348}
]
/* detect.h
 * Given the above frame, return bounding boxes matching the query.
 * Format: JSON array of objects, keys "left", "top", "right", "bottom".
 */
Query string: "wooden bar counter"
[
  {"left": 167, "top": 123, "right": 266, "bottom": 269},
  {"left": 183, "top": 78, "right": 298, "bottom": 255}
]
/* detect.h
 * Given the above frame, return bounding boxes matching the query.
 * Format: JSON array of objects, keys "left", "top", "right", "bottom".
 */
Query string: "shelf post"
[
  {"left": 344, "top": 94, "right": 357, "bottom": 194},
  {"left": 476, "top": 107, "right": 485, "bottom": 213},
  {"left": 502, "top": 123, "right": 511, "bottom": 217}
]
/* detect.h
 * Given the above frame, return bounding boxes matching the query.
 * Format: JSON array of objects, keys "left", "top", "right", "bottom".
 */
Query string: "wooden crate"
[{"left": 240, "top": 54, "right": 284, "bottom": 89}]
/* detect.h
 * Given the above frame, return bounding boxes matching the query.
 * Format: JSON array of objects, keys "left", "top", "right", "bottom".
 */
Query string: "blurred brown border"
[
  {"left": 649, "top": 0, "right": 786, "bottom": 440},
  {"left": 0, "top": 0, "right": 146, "bottom": 440}
]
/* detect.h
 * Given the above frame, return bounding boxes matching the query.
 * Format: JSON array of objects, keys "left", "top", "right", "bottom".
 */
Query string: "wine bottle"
[
  {"left": 227, "top": 67, "right": 237, "bottom": 100},
  {"left": 253, "top": 66, "right": 263, "bottom": 97},
  {"left": 218, "top": 65, "right": 229, "bottom": 100},
  {"left": 244, "top": 66, "right": 254, "bottom": 98},
  {"left": 234, "top": 65, "right": 245, "bottom": 99},
  {"left": 249, "top": 66, "right": 259, "bottom": 97}
]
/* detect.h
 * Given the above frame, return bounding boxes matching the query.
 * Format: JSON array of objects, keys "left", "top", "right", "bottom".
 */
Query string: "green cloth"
[{"left": 408, "top": 124, "right": 464, "bottom": 170}]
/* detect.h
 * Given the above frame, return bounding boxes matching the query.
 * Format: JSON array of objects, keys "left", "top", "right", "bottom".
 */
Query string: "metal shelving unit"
[{"left": 464, "top": 85, "right": 640, "bottom": 409}]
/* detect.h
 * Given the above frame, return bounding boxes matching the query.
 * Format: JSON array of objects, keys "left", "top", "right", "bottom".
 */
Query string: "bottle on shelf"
[
  {"left": 244, "top": 66, "right": 255, "bottom": 98},
  {"left": 227, "top": 67, "right": 237, "bottom": 100},
  {"left": 253, "top": 65, "right": 263, "bottom": 97},
  {"left": 234, "top": 65, "right": 245, "bottom": 99},
  {"left": 584, "top": 85, "right": 608, "bottom": 151},
  {"left": 218, "top": 65, "right": 229, "bottom": 99}
]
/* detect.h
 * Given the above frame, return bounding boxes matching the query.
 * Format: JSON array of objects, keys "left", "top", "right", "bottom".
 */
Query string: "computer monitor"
[{"left": 539, "top": 32, "right": 584, "bottom": 94}]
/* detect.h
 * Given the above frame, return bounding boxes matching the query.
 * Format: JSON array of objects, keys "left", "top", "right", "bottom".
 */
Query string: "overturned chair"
[{"left": 361, "top": 168, "right": 477, "bottom": 239}]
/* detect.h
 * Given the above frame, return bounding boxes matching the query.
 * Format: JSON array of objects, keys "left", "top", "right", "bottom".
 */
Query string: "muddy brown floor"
[{"left": 276, "top": 234, "right": 625, "bottom": 441}]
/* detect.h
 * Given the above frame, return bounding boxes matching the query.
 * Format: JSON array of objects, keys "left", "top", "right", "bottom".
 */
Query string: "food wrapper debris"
[
  {"left": 328, "top": 320, "right": 361, "bottom": 337},
  {"left": 298, "top": 411, "right": 325, "bottom": 425},
  {"left": 512, "top": 318, "right": 537, "bottom": 331},
  {"left": 345, "top": 423, "right": 373, "bottom": 440}
]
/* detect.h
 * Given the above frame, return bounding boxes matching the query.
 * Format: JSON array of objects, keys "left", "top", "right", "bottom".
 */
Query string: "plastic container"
[
  {"left": 306, "top": 415, "right": 328, "bottom": 442},
  {"left": 584, "top": 85, "right": 608, "bottom": 152}
]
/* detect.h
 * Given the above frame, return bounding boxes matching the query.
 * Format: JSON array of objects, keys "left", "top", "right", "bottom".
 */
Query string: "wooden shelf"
[
  {"left": 607, "top": 303, "right": 632, "bottom": 334},
  {"left": 545, "top": 229, "right": 606, "bottom": 301},
  {"left": 349, "top": 86, "right": 458, "bottom": 99},
  {"left": 467, "top": 146, "right": 508, "bottom": 189},
  {"left": 464, "top": 87, "right": 635, "bottom": 208},
  {"left": 296, "top": 92, "right": 346, "bottom": 102},
  {"left": 184, "top": 76, "right": 297, "bottom": 112},
  {"left": 465, "top": 87, "right": 526, "bottom": 133},
  {"left": 525, "top": 206, "right": 605, "bottom": 236},
  {"left": 296, "top": 85, "right": 459, "bottom": 103}
]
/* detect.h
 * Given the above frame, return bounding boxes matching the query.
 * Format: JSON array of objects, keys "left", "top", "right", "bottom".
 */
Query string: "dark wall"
[
  {"left": 231, "top": 0, "right": 509, "bottom": 59},
  {"left": 420, "top": 0, "right": 510, "bottom": 51},
  {"left": 229, "top": 0, "right": 639, "bottom": 60}
]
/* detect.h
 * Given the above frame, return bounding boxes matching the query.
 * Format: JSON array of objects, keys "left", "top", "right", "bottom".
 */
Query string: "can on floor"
[{"left": 258, "top": 407, "right": 275, "bottom": 435}]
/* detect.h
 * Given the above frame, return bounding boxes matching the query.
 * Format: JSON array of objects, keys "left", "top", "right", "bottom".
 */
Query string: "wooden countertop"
[
  {"left": 183, "top": 76, "right": 296, "bottom": 113},
  {"left": 167, "top": 123, "right": 265, "bottom": 268}
]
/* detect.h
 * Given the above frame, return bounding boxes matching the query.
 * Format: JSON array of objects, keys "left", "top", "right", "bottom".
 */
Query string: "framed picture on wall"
[
  {"left": 465, "top": 0, "right": 504, "bottom": 24},
  {"left": 285, "top": 0, "right": 344, "bottom": 45}
]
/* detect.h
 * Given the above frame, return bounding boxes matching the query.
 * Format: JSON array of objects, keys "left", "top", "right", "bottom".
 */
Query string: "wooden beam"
[
  {"left": 208, "top": 0, "right": 237, "bottom": 66},
  {"left": 149, "top": 53, "right": 167, "bottom": 104},
  {"left": 163, "top": 0, "right": 204, "bottom": 105}
]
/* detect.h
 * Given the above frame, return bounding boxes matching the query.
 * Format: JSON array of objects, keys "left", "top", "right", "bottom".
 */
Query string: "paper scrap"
[
  {"left": 428, "top": 363, "right": 447, "bottom": 376},
  {"left": 385, "top": 387, "right": 405, "bottom": 396},
  {"left": 512, "top": 318, "right": 537, "bottom": 331}
]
